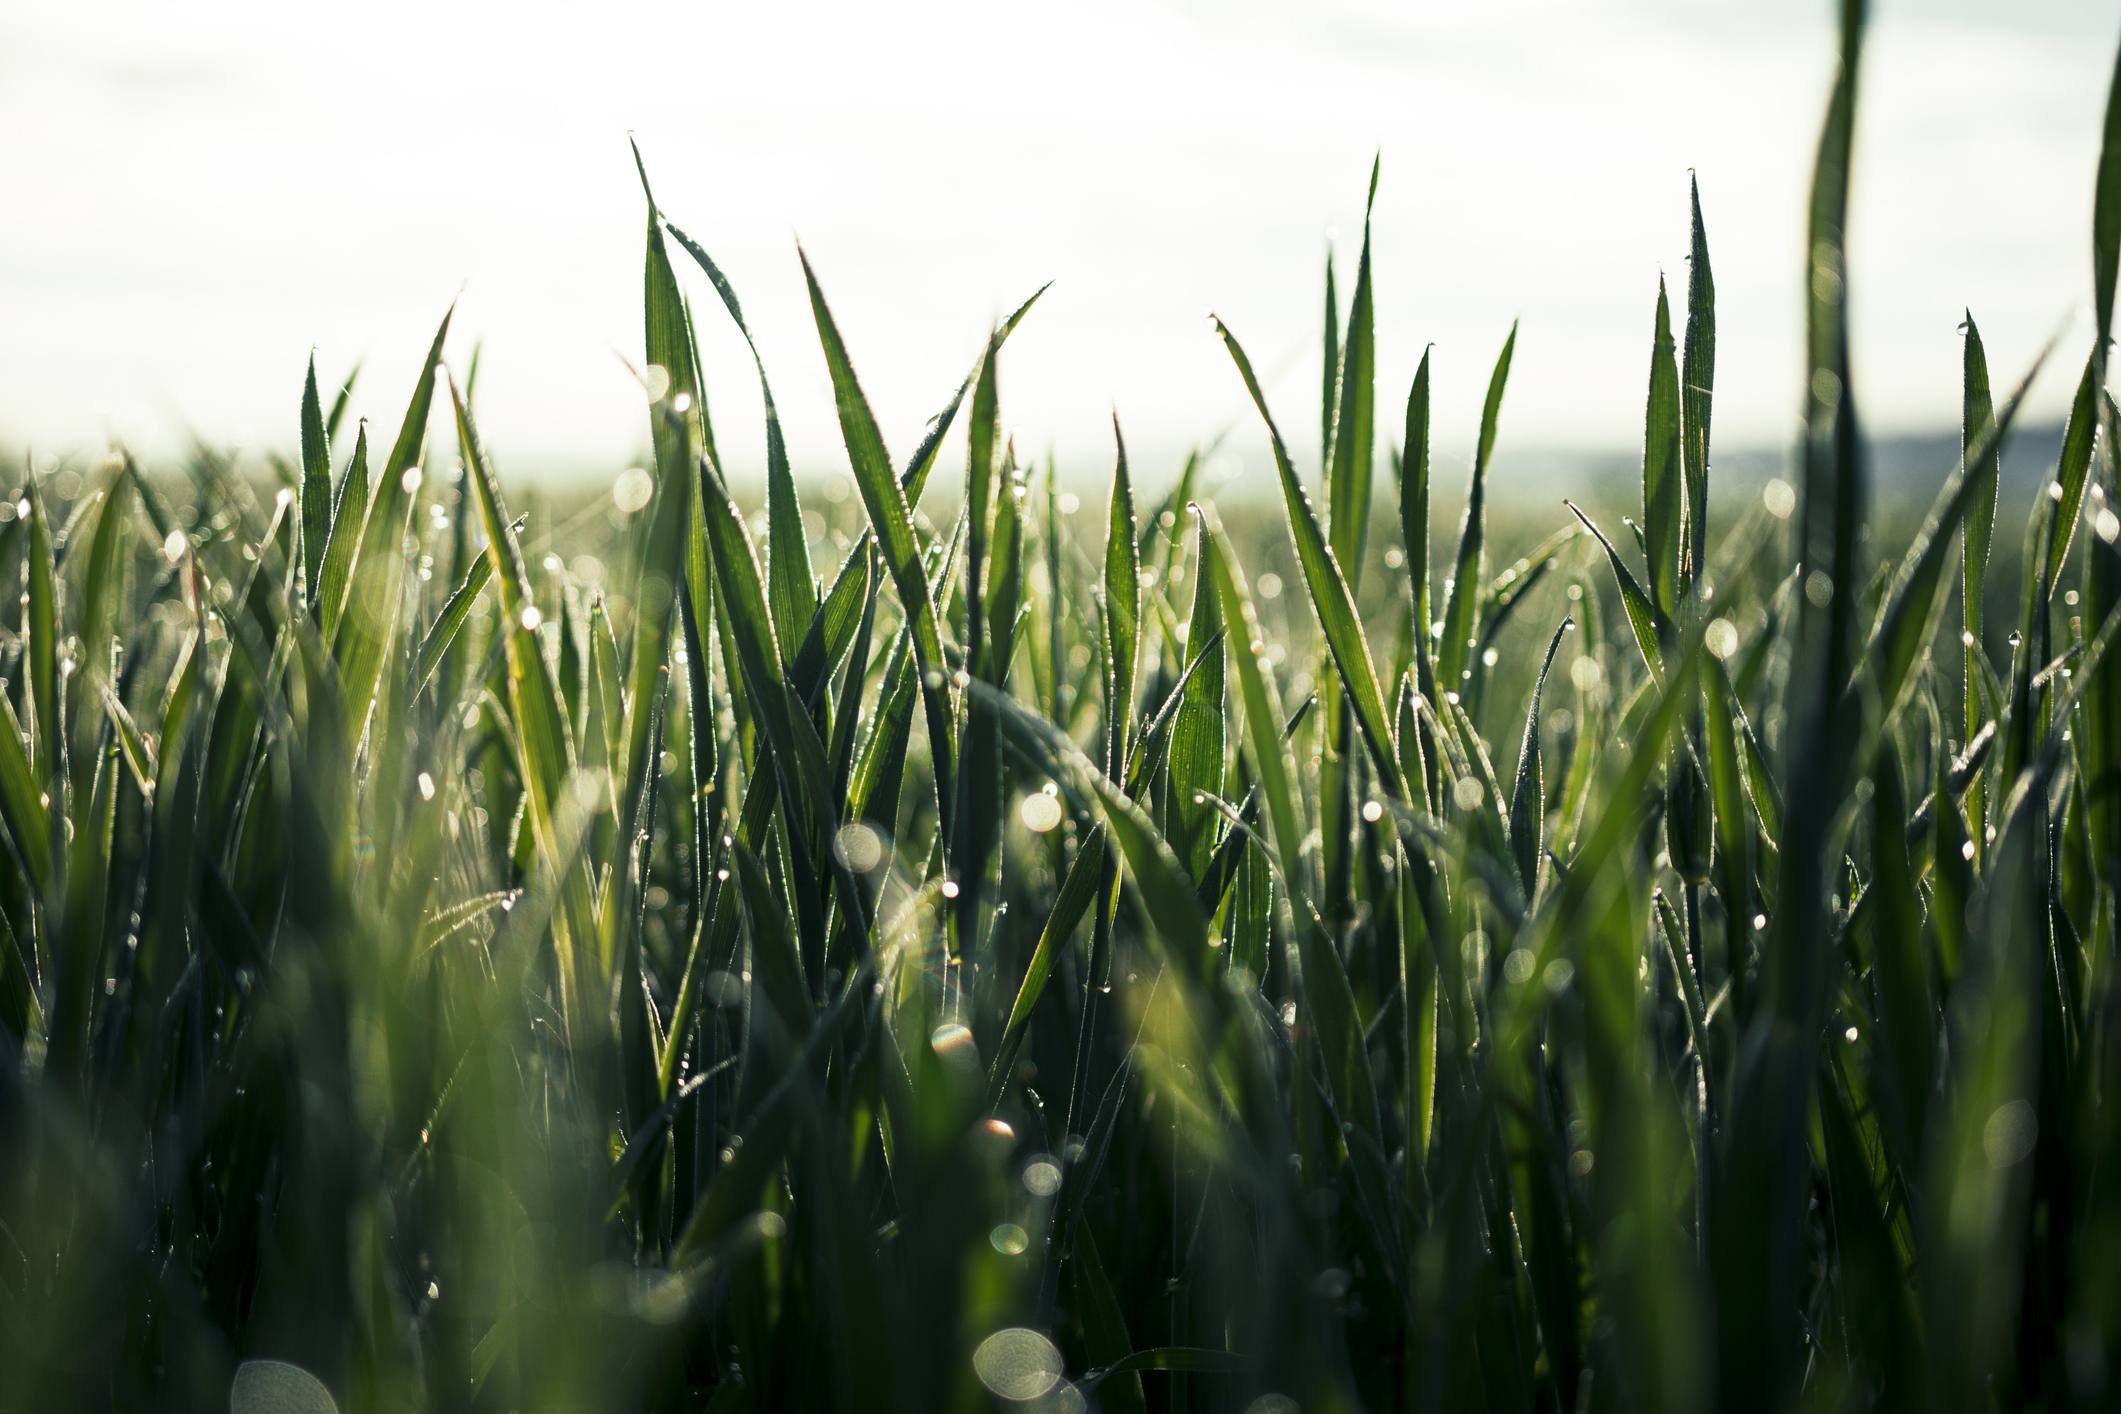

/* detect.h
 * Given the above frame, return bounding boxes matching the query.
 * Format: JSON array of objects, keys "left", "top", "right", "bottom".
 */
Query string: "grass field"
[{"left": 7, "top": 3, "right": 2121, "bottom": 1410}]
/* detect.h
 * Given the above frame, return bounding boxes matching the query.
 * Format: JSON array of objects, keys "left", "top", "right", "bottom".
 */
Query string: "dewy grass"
[{"left": 7, "top": 4, "right": 2121, "bottom": 1410}]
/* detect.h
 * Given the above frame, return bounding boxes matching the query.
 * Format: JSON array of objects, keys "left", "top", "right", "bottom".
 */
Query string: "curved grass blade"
[
  {"left": 801, "top": 248, "right": 957, "bottom": 850},
  {"left": 1567, "top": 499, "right": 1666, "bottom": 685},
  {"left": 1215, "top": 317, "right": 1403, "bottom": 798}
]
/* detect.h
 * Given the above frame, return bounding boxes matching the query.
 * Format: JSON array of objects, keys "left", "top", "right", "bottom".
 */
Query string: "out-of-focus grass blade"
[
  {"left": 2095, "top": 39, "right": 2121, "bottom": 356},
  {"left": 24, "top": 473, "right": 59, "bottom": 810},
  {"left": 1683, "top": 177, "right": 1716, "bottom": 582},
  {"left": 986, "top": 825, "right": 1107, "bottom": 1105},
  {"left": 1074, "top": 1225, "right": 1147, "bottom": 1414},
  {"left": 449, "top": 370, "right": 595, "bottom": 1025},
  {"left": 731, "top": 839, "right": 811, "bottom": 1037},
  {"left": 1327, "top": 157, "right": 1379, "bottom": 588},
  {"left": 1642, "top": 279, "right": 1684, "bottom": 620},
  {"left": 300, "top": 353, "right": 332, "bottom": 602},
  {"left": 1866, "top": 748, "right": 1932, "bottom": 1174},
  {"left": 0, "top": 688, "right": 52, "bottom": 895},
  {"left": 1215, "top": 318, "right": 1403, "bottom": 798},
  {"left": 1509, "top": 618, "right": 1572, "bottom": 900},
  {"left": 1714, "top": 1, "right": 1865, "bottom": 1399},
  {"left": 1438, "top": 325, "right": 1515, "bottom": 697},
  {"left": 334, "top": 306, "right": 452, "bottom": 741}
]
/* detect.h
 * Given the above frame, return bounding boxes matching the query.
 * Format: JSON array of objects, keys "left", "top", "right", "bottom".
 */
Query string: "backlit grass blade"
[
  {"left": 1104, "top": 418, "right": 1141, "bottom": 779},
  {"left": 300, "top": 353, "right": 332, "bottom": 602},
  {"left": 1438, "top": 324, "right": 1516, "bottom": 697},
  {"left": 1200, "top": 510, "right": 1302, "bottom": 890},
  {"left": 900, "top": 282, "right": 1047, "bottom": 507},
  {"left": 1509, "top": 618, "right": 1571, "bottom": 900},
  {"left": 1641, "top": 278, "right": 1683, "bottom": 621},
  {"left": 412, "top": 537, "right": 501, "bottom": 692},
  {"left": 1865, "top": 344, "right": 2047, "bottom": 725},
  {"left": 1683, "top": 176, "right": 1716, "bottom": 582},
  {"left": 985, "top": 824, "right": 1107, "bottom": 1104},
  {"left": 23, "top": 472, "right": 59, "bottom": 812},
  {"left": 2095, "top": 39, "right": 2121, "bottom": 357},
  {"left": 1161, "top": 513, "right": 1225, "bottom": 880},
  {"left": 801, "top": 249, "right": 957, "bottom": 850},
  {"left": 1402, "top": 350, "right": 1434, "bottom": 700},
  {"left": 2045, "top": 355, "right": 2098, "bottom": 593},
  {"left": 449, "top": 370, "right": 594, "bottom": 1028},
  {"left": 1714, "top": 2, "right": 1866, "bottom": 1400},
  {"left": 334, "top": 305, "right": 452, "bottom": 741},
  {"left": 1215, "top": 318, "right": 1403, "bottom": 798},
  {"left": 314, "top": 420, "right": 368, "bottom": 637},
  {"left": 1567, "top": 500, "right": 1666, "bottom": 685},
  {"left": 659, "top": 218, "right": 815, "bottom": 656},
  {"left": 1961, "top": 316, "right": 1999, "bottom": 754},
  {"left": 1327, "top": 157, "right": 1379, "bottom": 589}
]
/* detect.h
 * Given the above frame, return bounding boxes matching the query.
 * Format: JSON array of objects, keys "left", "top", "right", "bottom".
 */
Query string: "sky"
[{"left": 0, "top": 0, "right": 2114, "bottom": 495}]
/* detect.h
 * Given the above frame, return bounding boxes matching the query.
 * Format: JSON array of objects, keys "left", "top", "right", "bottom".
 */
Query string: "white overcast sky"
[{"left": 0, "top": 0, "right": 2114, "bottom": 491}]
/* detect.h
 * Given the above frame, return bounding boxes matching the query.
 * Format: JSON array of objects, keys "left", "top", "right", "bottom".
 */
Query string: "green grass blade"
[
  {"left": 1402, "top": 349, "right": 1434, "bottom": 701},
  {"left": 1215, "top": 318, "right": 1403, "bottom": 798},
  {"left": 1641, "top": 278, "right": 1683, "bottom": 620},
  {"left": 1962, "top": 315, "right": 1999, "bottom": 751},
  {"left": 1683, "top": 177, "right": 1716, "bottom": 584},
  {"left": 800, "top": 248, "right": 957, "bottom": 850},
  {"left": 1327, "top": 157, "right": 1379, "bottom": 589},
  {"left": 1438, "top": 324, "right": 1516, "bottom": 696},
  {"left": 1104, "top": 419, "right": 1141, "bottom": 777},
  {"left": 2045, "top": 354, "right": 2098, "bottom": 593},
  {"left": 1567, "top": 500, "right": 1666, "bottom": 685},
  {"left": 2095, "top": 39, "right": 2121, "bottom": 356},
  {"left": 412, "top": 537, "right": 501, "bottom": 693},
  {"left": 300, "top": 352, "right": 332, "bottom": 603},
  {"left": 1509, "top": 618, "right": 1572, "bottom": 900},
  {"left": 314, "top": 420, "right": 369, "bottom": 637}
]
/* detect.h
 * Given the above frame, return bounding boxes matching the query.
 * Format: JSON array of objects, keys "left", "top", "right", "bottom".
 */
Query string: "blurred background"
[{"left": 0, "top": 0, "right": 2114, "bottom": 495}]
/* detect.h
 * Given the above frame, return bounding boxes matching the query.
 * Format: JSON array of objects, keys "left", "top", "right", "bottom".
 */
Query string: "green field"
[{"left": 7, "top": 4, "right": 2121, "bottom": 1411}]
